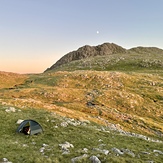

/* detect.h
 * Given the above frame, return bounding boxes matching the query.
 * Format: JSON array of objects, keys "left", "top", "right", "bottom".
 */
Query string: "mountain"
[
  {"left": 45, "top": 43, "right": 163, "bottom": 72},
  {"left": 45, "top": 43, "right": 126, "bottom": 72}
]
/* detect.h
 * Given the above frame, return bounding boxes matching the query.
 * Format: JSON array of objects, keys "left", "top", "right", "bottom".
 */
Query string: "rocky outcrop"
[{"left": 45, "top": 43, "right": 126, "bottom": 72}]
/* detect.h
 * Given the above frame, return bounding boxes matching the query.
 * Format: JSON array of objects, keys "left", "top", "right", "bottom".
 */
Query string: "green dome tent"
[{"left": 16, "top": 120, "right": 43, "bottom": 135}]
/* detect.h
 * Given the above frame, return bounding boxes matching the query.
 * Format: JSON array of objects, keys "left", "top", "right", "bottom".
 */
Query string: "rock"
[
  {"left": 102, "top": 149, "right": 109, "bottom": 155},
  {"left": 60, "top": 118, "right": 87, "bottom": 127},
  {"left": 16, "top": 119, "right": 24, "bottom": 124},
  {"left": 121, "top": 148, "right": 135, "bottom": 157},
  {"left": 141, "top": 151, "right": 150, "bottom": 155},
  {"left": 66, "top": 119, "right": 81, "bottom": 126},
  {"left": 2, "top": 158, "right": 8, "bottom": 162},
  {"left": 93, "top": 148, "right": 109, "bottom": 155},
  {"left": 62, "top": 150, "right": 70, "bottom": 155},
  {"left": 60, "top": 122, "right": 68, "bottom": 127},
  {"left": 59, "top": 141, "right": 74, "bottom": 153},
  {"left": 39, "top": 144, "right": 49, "bottom": 153},
  {"left": 22, "top": 144, "right": 28, "bottom": 147},
  {"left": 111, "top": 147, "right": 123, "bottom": 155},
  {"left": 1, "top": 158, "right": 12, "bottom": 163},
  {"left": 80, "top": 119, "right": 90, "bottom": 124},
  {"left": 71, "top": 154, "right": 88, "bottom": 163},
  {"left": 42, "top": 143, "right": 49, "bottom": 147},
  {"left": 31, "top": 142, "right": 36, "bottom": 145},
  {"left": 82, "top": 148, "right": 88, "bottom": 153},
  {"left": 153, "top": 150, "right": 163, "bottom": 155},
  {"left": 119, "top": 130, "right": 163, "bottom": 143},
  {"left": 40, "top": 147, "right": 45, "bottom": 153},
  {"left": 5, "top": 107, "right": 16, "bottom": 112},
  {"left": 89, "top": 155, "right": 101, "bottom": 163}
]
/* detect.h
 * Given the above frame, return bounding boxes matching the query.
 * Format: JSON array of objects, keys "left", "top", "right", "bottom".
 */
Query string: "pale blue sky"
[{"left": 1, "top": 0, "right": 163, "bottom": 73}]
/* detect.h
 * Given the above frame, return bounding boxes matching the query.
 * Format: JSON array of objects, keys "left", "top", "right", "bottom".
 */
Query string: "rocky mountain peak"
[{"left": 45, "top": 42, "right": 126, "bottom": 72}]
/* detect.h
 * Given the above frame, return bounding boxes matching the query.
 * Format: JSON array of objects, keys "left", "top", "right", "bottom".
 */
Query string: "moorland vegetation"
[{"left": 0, "top": 43, "right": 163, "bottom": 162}]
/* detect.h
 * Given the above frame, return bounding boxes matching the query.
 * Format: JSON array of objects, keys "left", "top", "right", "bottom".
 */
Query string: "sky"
[{"left": 1, "top": 0, "right": 163, "bottom": 74}]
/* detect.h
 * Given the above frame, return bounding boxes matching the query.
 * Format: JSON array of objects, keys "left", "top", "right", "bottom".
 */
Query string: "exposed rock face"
[{"left": 45, "top": 43, "right": 126, "bottom": 72}]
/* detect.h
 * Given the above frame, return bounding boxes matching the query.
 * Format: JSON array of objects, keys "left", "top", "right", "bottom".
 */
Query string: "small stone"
[
  {"left": 93, "top": 148, "right": 109, "bottom": 155},
  {"left": 141, "top": 151, "right": 150, "bottom": 155},
  {"left": 2, "top": 158, "right": 13, "bottom": 163},
  {"left": 42, "top": 143, "right": 48, "bottom": 147},
  {"left": 90, "top": 155, "right": 101, "bottom": 163},
  {"left": 153, "top": 150, "right": 163, "bottom": 155},
  {"left": 146, "top": 161, "right": 154, "bottom": 163},
  {"left": 62, "top": 150, "right": 70, "bottom": 155},
  {"left": 112, "top": 147, "right": 123, "bottom": 155},
  {"left": 3, "top": 158, "right": 8, "bottom": 162},
  {"left": 5, "top": 107, "right": 16, "bottom": 112},
  {"left": 71, "top": 154, "right": 88, "bottom": 163},
  {"left": 40, "top": 147, "right": 45, "bottom": 153},
  {"left": 22, "top": 144, "right": 28, "bottom": 147},
  {"left": 16, "top": 119, "right": 24, "bottom": 124},
  {"left": 83, "top": 148, "right": 88, "bottom": 153},
  {"left": 60, "top": 122, "right": 68, "bottom": 127},
  {"left": 121, "top": 148, "right": 135, "bottom": 157},
  {"left": 31, "top": 142, "right": 36, "bottom": 145},
  {"left": 59, "top": 142, "right": 74, "bottom": 151}
]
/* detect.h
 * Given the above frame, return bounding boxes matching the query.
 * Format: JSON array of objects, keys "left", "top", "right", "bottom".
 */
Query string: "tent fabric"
[{"left": 16, "top": 119, "right": 43, "bottom": 135}]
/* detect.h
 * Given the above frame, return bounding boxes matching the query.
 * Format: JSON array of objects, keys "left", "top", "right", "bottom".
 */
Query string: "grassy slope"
[
  {"left": 0, "top": 49, "right": 163, "bottom": 162},
  {"left": 0, "top": 71, "right": 27, "bottom": 88},
  {"left": 48, "top": 50, "right": 163, "bottom": 73},
  {"left": 1, "top": 71, "right": 162, "bottom": 136},
  {"left": 0, "top": 105, "right": 163, "bottom": 163}
]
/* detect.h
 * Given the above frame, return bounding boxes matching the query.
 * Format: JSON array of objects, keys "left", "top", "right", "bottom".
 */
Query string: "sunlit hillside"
[
  {"left": 1, "top": 44, "right": 163, "bottom": 162},
  {"left": 1, "top": 70, "right": 163, "bottom": 138},
  {"left": 0, "top": 71, "right": 27, "bottom": 88}
]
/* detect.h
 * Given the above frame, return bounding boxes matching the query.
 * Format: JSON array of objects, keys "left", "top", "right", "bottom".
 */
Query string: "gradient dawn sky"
[{"left": 1, "top": 0, "right": 163, "bottom": 73}]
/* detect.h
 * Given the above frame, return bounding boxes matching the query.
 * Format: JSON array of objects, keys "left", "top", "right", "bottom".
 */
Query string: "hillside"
[
  {"left": 45, "top": 43, "right": 163, "bottom": 72},
  {"left": 1, "top": 43, "right": 163, "bottom": 162},
  {"left": 1, "top": 71, "right": 163, "bottom": 137},
  {"left": 0, "top": 71, "right": 27, "bottom": 88},
  {"left": 0, "top": 70, "right": 163, "bottom": 162}
]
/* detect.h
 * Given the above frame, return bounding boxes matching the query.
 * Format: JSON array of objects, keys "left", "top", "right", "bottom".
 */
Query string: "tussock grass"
[
  {"left": 0, "top": 71, "right": 163, "bottom": 137},
  {"left": 0, "top": 105, "right": 163, "bottom": 162}
]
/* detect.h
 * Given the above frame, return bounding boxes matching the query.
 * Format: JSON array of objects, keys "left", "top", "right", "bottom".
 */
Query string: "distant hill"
[
  {"left": 0, "top": 71, "right": 27, "bottom": 88},
  {"left": 45, "top": 43, "right": 163, "bottom": 72}
]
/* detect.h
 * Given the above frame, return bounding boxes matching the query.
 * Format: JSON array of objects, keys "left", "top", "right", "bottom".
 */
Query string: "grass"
[
  {"left": 46, "top": 49, "right": 163, "bottom": 74},
  {"left": 0, "top": 104, "right": 163, "bottom": 163},
  {"left": 0, "top": 70, "right": 163, "bottom": 138}
]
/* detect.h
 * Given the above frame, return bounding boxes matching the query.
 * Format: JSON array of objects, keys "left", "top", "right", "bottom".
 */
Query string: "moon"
[{"left": 96, "top": 31, "right": 99, "bottom": 34}]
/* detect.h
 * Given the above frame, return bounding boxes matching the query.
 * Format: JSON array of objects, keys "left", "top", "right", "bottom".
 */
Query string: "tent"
[{"left": 16, "top": 119, "right": 43, "bottom": 135}]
